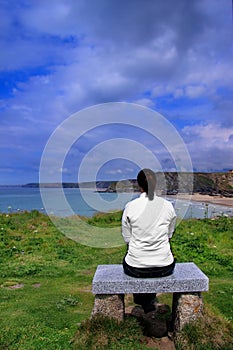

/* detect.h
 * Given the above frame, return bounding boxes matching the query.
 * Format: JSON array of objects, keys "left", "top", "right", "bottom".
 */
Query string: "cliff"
[
  {"left": 24, "top": 172, "right": 233, "bottom": 197},
  {"left": 104, "top": 172, "right": 233, "bottom": 197}
]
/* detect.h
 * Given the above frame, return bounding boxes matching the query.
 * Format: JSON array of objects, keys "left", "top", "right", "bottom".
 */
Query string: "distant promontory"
[{"left": 23, "top": 171, "right": 233, "bottom": 198}]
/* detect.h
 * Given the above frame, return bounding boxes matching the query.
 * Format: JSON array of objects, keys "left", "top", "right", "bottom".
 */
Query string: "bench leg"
[
  {"left": 92, "top": 294, "right": 125, "bottom": 322},
  {"left": 172, "top": 292, "right": 203, "bottom": 332}
]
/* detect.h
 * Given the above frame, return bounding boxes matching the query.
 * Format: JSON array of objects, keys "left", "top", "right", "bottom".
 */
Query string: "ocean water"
[{"left": 0, "top": 186, "right": 233, "bottom": 219}]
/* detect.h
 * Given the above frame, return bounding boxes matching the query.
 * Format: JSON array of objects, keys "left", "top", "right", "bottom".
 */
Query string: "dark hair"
[{"left": 137, "top": 169, "right": 156, "bottom": 200}]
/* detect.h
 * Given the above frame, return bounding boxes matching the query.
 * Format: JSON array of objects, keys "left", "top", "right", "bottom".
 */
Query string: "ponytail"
[{"left": 137, "top": 169, "right": 156, "bottom": 200}]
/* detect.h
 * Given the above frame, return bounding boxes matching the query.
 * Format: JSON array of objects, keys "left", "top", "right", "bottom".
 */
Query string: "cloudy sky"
[{"left": 1, "top": 0, "right": 233, "bottom": 185}]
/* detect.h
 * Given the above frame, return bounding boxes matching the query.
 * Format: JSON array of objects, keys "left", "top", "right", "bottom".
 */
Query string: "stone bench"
[{"left": 92, "top": 262, "right": 209, "bottom": 332}]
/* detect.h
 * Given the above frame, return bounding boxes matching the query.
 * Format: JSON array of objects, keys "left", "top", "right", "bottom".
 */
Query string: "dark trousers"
[{"left": 123, "top": 257, "right": 175, "bottom": 313}]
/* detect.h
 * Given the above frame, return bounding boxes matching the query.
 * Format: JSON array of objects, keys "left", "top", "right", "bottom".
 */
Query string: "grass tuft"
[
  {"left": 175, "top": 307, "right": 233, "bottom": 350},
  {"left": 72, "top": 314, "right": 146, "bottom": 350}
]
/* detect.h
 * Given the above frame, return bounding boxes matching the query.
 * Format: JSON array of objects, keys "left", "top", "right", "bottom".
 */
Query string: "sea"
[{"left": 0, "top": 186, "right": 233, "bottom": 219}]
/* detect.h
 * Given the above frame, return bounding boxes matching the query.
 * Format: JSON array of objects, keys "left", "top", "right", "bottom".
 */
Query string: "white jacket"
[{"left": 122, "top": 192, "right": 176, "bottom": 268}]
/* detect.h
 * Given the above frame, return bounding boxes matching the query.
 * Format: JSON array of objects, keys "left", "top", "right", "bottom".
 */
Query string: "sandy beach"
[{"left": 175, "top": 193, "right": 233, "bottom": 207}]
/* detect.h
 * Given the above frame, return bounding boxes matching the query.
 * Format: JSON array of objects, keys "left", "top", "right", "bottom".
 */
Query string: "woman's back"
[{"left": 122, "top": 192, "right": 176, "bottom": 267}]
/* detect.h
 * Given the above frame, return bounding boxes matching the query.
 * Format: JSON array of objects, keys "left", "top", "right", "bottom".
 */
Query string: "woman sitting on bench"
[{"left": 122, "top": 168, "right": 176, "bottom": 314}]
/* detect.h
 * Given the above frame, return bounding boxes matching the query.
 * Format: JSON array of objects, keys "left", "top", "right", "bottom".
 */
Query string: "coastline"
[{"left": 175, "top": 193, "right": 233, "bottom": 207}]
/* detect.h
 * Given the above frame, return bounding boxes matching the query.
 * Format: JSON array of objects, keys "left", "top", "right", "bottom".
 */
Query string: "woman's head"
[{"left": 137, "top": 168, "right": 156, "bottom": 200}]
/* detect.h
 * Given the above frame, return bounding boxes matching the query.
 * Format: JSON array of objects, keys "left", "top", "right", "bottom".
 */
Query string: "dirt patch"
[
  {"left": 125, "top": 305, "right": 176, "bottom": 350},
  {"left": 142, "top": 336, "right": 176, "bottom": 350},
  {"left": 9, "top": 283, "right": 24, "bottom": 289}
]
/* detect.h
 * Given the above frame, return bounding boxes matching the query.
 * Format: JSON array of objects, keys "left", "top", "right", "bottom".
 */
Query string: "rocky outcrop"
[{"left": 105, "top": 172, "right": 233, "bottom": 197}]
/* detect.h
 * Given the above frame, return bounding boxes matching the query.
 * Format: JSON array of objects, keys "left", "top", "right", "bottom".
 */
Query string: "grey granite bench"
[{"left": 92, "top": 262, "right": 209, "bottom": 332}]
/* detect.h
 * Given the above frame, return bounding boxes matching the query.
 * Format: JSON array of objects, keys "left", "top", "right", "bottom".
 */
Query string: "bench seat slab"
[{"left": 92, "top": 263, "right": 209, "bottom": 294}]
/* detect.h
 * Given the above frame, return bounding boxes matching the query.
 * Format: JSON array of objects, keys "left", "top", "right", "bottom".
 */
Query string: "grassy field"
[{"left": 0, "top": 210, "right": 232, "bottom": 349}]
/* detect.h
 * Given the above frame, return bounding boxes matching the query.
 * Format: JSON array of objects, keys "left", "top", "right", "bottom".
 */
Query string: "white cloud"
[
  {"left": 185, "top": 85, "right": 206, "bottom": 99},
  {"left": 182, "top": 123, "right": 233, "bottom": 171},
  {"left": 183, "top": 124, "right": 233, "bottom": 146},
  {"left": 133, "top": 98, "right": 154, "bottom": 108},
  {"left": 0, "top": 0, "right": 233, "bottom": 182},
  {"left": 173, "top": 88, "right": 184, "bottom": 99}
]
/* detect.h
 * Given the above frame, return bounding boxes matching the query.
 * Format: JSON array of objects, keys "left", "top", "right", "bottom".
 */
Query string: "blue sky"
[{"left": 0, "top": 0, "right": 233, "bottom": 184}]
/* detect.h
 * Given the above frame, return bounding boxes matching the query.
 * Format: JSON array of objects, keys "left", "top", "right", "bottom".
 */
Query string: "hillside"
[
  {"left": 0, "top": 211, "right": 232, "bottom": 349},
  {"left": 24, "top": 172, "right": 233, "bottom": 197},
  {"left": 162, "top": 172, "right": 233, "bottom": 197},
  {"left": 105, "top": 172, "right": 233, "bottom": 197}
]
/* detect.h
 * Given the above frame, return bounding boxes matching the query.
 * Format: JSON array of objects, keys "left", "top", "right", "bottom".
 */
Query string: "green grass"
[
  {"left": 0, "top": 211, "right": 232, "bottom": 349},
  {"left": 72, "top": 315, "right": 146, "bottom": 350}
]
